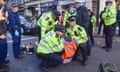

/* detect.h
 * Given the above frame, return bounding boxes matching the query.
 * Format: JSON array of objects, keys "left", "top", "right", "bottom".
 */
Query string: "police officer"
[
  {"left": 66, "top": 16, "right": 88, "bottom": 66},
  {"left": 37, "top": 10, "right": 60, "bottom": 41},
  {"left": 37, "top": 24, "right": 68, "bottom": 72},
  {"left": 102, "top": 1, "right": 117, "bottom": 52},
  {"left": 0, "top": 0, "right": 9, "bottom": 71},
  {"left": 63, "top": 5, "right": 76, "bottom": 27},
  {"left": 88, "top": 9, "right": 96, "bottom": 46},
  {"left": 75, "top": 2, "right": 91, "bottom": 56},
  {"left": 8, "top": 3, "right": 23, "bottom": 59}
]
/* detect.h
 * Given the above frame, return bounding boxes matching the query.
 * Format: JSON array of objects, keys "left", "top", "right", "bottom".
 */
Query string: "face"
[
  {"left": 56, "top": 31, "right": 64, "bottom": 37},
  {"left": 106, "top": 3, "right": 112, "bottom": 7},
  {"left": 12, "top": 6, "right": 19, "bottom": 12},
  {"left": 75, "top": 5, "right": 80, "bottom": 9},
  {"left": 0, "top": 0, "right": 6, "bottom": 5},
  {"left": 118, "top": 5, "right": 120, "bottom": 10},
  {"left": 69, "top": 21, "right": 76, "bottom": 27}
]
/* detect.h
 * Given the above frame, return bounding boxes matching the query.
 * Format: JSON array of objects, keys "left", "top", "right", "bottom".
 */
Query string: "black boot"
[{"left": 82, "top": 60, "right": 88, "bottom": 66}]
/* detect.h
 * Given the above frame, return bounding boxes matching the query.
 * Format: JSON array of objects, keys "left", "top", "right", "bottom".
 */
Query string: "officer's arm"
[{"left": 102, "top": 12, "right": 107, "bottom": 19}]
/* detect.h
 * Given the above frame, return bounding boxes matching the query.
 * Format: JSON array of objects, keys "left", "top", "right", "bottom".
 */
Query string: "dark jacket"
[
  {"left": 76, "top": 6, "right": 90, "bottom": 26},
  {"left": 8, "top": 11, "right": 21, "bottom": 30},
  {"left": 0, "top": 20, "right": 7, "bottom": 35},
  {"left": 117, "top": 10, "right": 120, "bottom": 22}
]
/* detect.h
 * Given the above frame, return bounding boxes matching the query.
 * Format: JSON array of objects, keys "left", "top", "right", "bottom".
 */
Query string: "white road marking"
[{"left": 7, "top": 37, "right": 37, "bottom": 43}]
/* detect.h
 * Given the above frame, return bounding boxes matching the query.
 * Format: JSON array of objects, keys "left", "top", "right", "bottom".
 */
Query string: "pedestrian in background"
[
  {"left": 8, "top": 3, "right": 23, "bottom": 59},
  {"left": 60, "top": 11, "right": 65, "bottom": 25},
  {"left": 98, "top": 9, "right": 105, "bottom": 35},
  {"left": 88, "top": 9, "right": 96, "bottom": 46},
  {"left": 102, "top": 1, "right": 117, "bottom": 52},
  {"left": 117, "top": 4, "right": 120, "bottom": 36},
  {"left": 75, "top": 2, "right": 91, "bottom": 56},
  {"left": 0, "top": 0, "right": 9, "bottom": 71}
]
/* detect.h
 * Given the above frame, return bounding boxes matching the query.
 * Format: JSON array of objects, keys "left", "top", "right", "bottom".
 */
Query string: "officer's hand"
[{"left": 0, "top": 34, "right": 6, "bottom": 39}]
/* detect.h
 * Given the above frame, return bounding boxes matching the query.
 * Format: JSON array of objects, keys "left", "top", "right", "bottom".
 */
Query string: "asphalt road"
[{"left": 5, "top": 34, "right": 120, "bottom": 72}]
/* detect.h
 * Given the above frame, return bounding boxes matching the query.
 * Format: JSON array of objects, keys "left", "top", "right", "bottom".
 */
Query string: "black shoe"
[
  {"left": 102, "top": 46, "right": 107, "bottom": 49},
  {"left": 0, "top": 65, "right": 9, "bottom": 72},
  {"left": 3, "top": 60, "right": 10, "bottom": 65},
  {"left": 105, "top": 48, "right": 112, "bottom": 52},
  {"left": 15, "top": 55, "right": 23, "bottom": 59},
  {"left": 82, "top": 60, "right": 88, "bottom": 66}
]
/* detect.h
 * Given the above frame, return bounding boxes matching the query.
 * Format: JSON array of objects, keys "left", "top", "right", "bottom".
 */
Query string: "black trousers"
[
  {"left": 73, "top": 43, "right": 88, "bottom": 62},
  {"left": 36, "top": 52, "right": 63, "bottom": 67},
  {"left": 98, "top": 21, "right": 104, "bottom": 35},
  {"left": 89, "top": 24, "right": 94, "bottom": 45},
  {"left": 104, "top": 24, "right": 116, "bottom": 49}
]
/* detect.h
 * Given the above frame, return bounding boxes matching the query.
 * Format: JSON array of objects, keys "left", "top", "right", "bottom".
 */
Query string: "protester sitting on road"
[
  {"left": 36, "top": 24, "right": 70, "bottom": 72},
  {"left": 61, "top": 36, "right": 77, "bottom": 63},
  {"left": 66, "top": 16, "right": 88, "bottom": 66}
]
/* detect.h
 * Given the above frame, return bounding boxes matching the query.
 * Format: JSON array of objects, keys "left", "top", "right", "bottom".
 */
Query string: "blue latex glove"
[
  {"left": 21, "top": 28, "right": 24, "bottom": 34},
  {"left": 74, "top": 39, "right": 78, "bottom": 44},
  {"left": 15, "top": 30, "right": 19, "bottom": 36}
]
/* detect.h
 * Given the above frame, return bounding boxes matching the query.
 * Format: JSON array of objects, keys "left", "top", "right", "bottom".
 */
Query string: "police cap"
[
  {"left": 54, "top": 24, "right": 65, "bottom": 33},
  {"left": 68, "top": 16, "right": 76, "bottom": 21},
  {"left": 52, "top": 10, "right": 61, "bottom": 17}
]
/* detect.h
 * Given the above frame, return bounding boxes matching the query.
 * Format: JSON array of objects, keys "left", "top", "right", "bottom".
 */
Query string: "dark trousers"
[
  {"left": 73, "top": 43, "right": 88, "bottom": 62},
  {"left": 98, "top": 21, "right": 104, "bottom": 35},
  {"left": 38, "top": 27, "right": 41, "bottom": 42},
  {"left": 118, "top": 22, "right": 120, "bottom": 35},
  {"left": 104, "top": 24, "right": 116, "bottom": 49},
  {"left": 10, "top": 28, "right": 21, "bottom": 57},
  {"left": 37, "top": 53, "right": 63, "bottom": 67},
  {"left": 0, "top": 39, "right": 7, "bottom": 65},
  {"left": 89, "top": 24, "right": 94, "bottom": 45},
  {"left": 81, "top": 24, "right": 91, "bottom": 55}
]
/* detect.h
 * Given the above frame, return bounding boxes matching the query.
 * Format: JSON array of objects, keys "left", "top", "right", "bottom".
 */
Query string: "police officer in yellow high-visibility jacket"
[
  {"left": 63, "top": 5, "right": 76, "bottom": 27},
  {"left": 102, "top": 1, "right": 117, "bottom": 52},
  {"left": 66, "top": 16, "right": 88, "bottom": 66},
  {"left": 36, "top": 24, "right": 67, "bottom": 71},
  {"left": 37, "top": 10, "right": 60, "bottom": 40}
]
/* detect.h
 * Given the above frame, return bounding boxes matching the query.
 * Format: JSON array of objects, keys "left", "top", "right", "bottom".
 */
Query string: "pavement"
[{"left": 4, "top": 33, "right": 120, "bottom": 72}]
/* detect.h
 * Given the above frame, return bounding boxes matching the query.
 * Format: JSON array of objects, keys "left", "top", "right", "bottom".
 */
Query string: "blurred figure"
[
  {"left": 60, "top": 11, "right": 65, "bottom": 25},
  {"left": 0, "top": 0, "right": 9, "bottom": 71},
  {"left": 8, "top": 3, "right": 23, "bottom": 59},
  {"left": 63, "top": 5, "right": 76, "bottom": 27},
  {"left": 37, "top": 10, "right": 60, "bottom": 41},
  {"left": 75, "top": 2, "right": 91, "bottom": 56},
  {"left": 117, "top": 4, "right": 120, "bottom": 36},
  {"left": 102, "top": 1, "right": 117, "bottom": 52},
  {"left": 88, "top": 9, "right": 96, "bottom": 46}
]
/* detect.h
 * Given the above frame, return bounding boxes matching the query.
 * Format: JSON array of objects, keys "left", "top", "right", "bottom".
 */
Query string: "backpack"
[{"left": 97, "top": 61, "right": 119, "bottom": 72}]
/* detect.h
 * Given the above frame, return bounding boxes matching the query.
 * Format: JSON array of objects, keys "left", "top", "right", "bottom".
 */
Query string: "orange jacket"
[{"left": 61, "top": 40, "right": 77, "bottom": 59}]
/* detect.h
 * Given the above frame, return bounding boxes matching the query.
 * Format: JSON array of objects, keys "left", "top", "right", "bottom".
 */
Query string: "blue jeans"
[
  {"left": 37, "top": 53, "right": 63, "bottom": 67},
  {"left": 10, "top": 28, "right": 21, "bottom": 57},
  {"left": 0, "top": 39, "right": 7, "bottom": 65}
]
